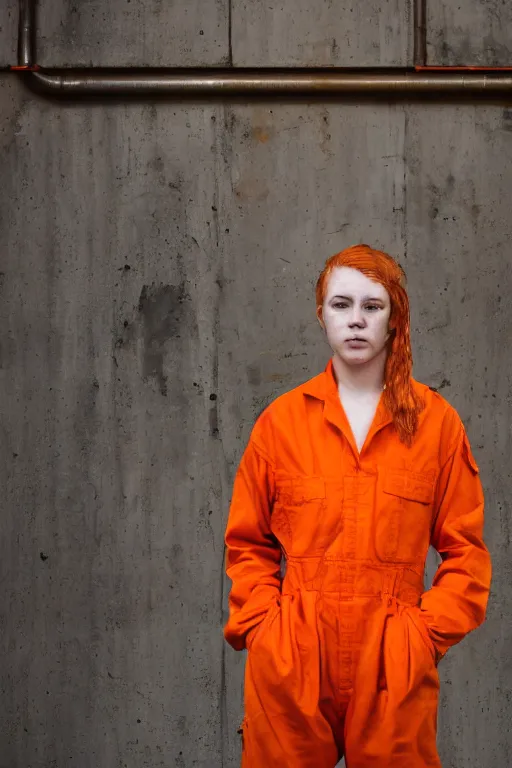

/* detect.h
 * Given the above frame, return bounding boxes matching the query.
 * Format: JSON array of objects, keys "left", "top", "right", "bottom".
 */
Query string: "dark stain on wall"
[
  {"left": 137, "top": 281, "right": 192, "bottom": 396},
  {"left": 246, "top": 364, "right": 262, "bottom": 387},
  {"left": 502, "top": 110, "right": 512, "bottom": 132}
]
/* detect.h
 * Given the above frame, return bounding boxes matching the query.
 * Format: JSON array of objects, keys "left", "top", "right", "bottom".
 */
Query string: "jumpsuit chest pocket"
[
  {"left": 271, "top": 476, "right": 329, "bottom": 555},
  {"left": 375, "top": 470, "right": 435, "bottom": 564}
]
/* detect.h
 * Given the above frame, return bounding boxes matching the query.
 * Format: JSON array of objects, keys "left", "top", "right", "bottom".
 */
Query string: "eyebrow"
[{"left": 331, "top": 294, "right": 385, "bottom": 303}]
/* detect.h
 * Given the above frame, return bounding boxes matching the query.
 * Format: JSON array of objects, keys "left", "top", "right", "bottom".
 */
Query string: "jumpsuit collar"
[{"left": 302, "top": 358, "right": 393, "bottom": 460}]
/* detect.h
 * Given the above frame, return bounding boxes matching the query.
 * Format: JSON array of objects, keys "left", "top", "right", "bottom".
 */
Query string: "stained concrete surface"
[
  {"left": 1, "top": 2, "right": 512, "bottom": 767},
  {"left": 232, "top": 0, "right": 412, "bottom": 66},
  {"left": 428, "top": 0, "right": 512, "bottom": 65},
  {"left": 0, "top": 0, "right": 17, "bottom": 67},
  {"left": 6, "top": 0, "right": 512, "bottom": 70},
  {"left": 37, "top": 0, "right": 230, "bottom": 67},
  {"left": 33, "top": 0, "right": 411, "bottom": 68}
]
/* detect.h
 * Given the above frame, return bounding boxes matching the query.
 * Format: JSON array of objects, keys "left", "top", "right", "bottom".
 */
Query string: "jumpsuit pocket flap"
[
  {"left": 275, "top": 476, "right": 326, "bottom": 503},
  {"left": 383, "top": 471, "right": 434, "bottom": 505}
]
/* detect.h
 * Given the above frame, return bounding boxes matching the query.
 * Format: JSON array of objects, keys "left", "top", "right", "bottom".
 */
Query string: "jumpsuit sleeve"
[
  {"left": 223, "top": 421, "right": 282, "bottom": 651},
  {"left": 415, "top": 417, "right": 492, "bottom": 661}
]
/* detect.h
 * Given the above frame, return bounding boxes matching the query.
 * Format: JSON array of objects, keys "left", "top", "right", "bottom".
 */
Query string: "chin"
[{"left": 338, "top": 352, "right": 371, "bottom": 366}]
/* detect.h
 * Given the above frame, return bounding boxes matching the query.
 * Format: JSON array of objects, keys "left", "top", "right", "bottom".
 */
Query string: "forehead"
[{"left": 325, "top": 266, "right": 389, "bottom": 301}]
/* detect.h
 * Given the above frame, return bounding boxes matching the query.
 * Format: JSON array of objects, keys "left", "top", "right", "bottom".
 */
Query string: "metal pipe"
[
  {"left": 414, "top": 0, "right": 427, "bottom": 67},
  {"left": 30, "top": 68, "right": 512, "bottom": 97},
  {"left": 17, "top": 0, "right": 33, "bottom": 67},
  {"left": 15, "top": 0, "right": 512, "bottom": 98}
]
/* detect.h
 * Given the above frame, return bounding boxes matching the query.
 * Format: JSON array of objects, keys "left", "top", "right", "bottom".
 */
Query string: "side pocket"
[
  {"left": 246, "top": 599, "right": 280, "bottom": 652},
  {"left": 406, "top": 608, "right": 437, "bottom": 665},
  {"left": 384, "top": 608, "right": 440, "bottom": 701},
  {"left": 377, "top": 617, "right": 390, "bottom": 692}
]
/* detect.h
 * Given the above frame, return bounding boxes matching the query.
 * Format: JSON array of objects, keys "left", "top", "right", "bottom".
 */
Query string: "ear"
[
  {"left": 386, "top": 324, "right": 396, "bottom": 343},
  {"left": 316, "top": 305, "right": 325, "bottom": 331}
]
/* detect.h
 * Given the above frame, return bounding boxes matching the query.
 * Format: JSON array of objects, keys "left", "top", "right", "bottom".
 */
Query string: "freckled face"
[{"left": 318, "top": 267, "right": 392, "bottom": 366}]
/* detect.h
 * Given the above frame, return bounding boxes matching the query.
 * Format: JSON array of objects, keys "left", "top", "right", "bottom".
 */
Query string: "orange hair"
[{"left": 315, "top": 244, "right": 424, "bottom": 445}]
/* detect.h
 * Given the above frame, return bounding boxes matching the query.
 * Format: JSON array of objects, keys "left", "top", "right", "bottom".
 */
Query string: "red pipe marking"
[
  {"left": 10, "top": 64, "right": 40, "bottom": 71},
  {"left": 415, "top": 65, "right": 512, "bottom": 72}
]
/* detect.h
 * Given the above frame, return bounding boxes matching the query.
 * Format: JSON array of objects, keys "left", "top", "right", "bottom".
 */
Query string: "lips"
[{"left": 345, "top": 338, "right": 369, "bottom": 350}]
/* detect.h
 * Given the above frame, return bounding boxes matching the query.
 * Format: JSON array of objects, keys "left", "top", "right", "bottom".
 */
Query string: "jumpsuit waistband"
[{"left": 282, "top": 557, "right": 423, "bottom": 605}]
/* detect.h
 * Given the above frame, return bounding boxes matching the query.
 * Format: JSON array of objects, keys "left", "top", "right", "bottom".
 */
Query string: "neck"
[{"left": 332, "top": 349, "right": 387, "bottom": 395}]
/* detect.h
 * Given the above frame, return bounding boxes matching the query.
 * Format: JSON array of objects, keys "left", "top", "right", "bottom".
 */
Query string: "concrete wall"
[
  {"left": 27, "top": 0, "right": 411, "bottom": 67},
  {"left": 0, "top": 0, "right": 17, "bottom": 67},
  {"left": 1, "top": 2, "right": 511, "bottom": 767},
  {"left": 428, "top": 0, "right": 512, "bottom": 65},
  {"left": 232, "top": 0, "right": 411, "bottom": 66},
  {"left": 36, "top": 0, "right": 229, "bottom": 67}
]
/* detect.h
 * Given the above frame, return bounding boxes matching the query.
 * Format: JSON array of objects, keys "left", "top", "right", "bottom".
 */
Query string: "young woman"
[{"left": 223, "top": 244, "right": 491, "bottom": 767}]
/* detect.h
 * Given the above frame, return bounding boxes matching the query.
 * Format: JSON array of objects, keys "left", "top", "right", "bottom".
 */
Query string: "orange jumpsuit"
[{"left": 224, "top": 360, "right": 491, "bottom": 767}]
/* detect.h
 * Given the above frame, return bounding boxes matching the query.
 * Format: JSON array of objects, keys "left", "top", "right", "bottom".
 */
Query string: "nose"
[{"left": 348, "top": 305, "right": 366, "bottom": 328}]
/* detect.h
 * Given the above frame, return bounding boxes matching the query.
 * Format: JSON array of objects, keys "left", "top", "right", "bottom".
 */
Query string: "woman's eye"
[
  {"left": 365, "top": 304, "right": 380, "bottom": 311},
  {"left": 334, "top": 302, "right": 349, "bottom": 309}
]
